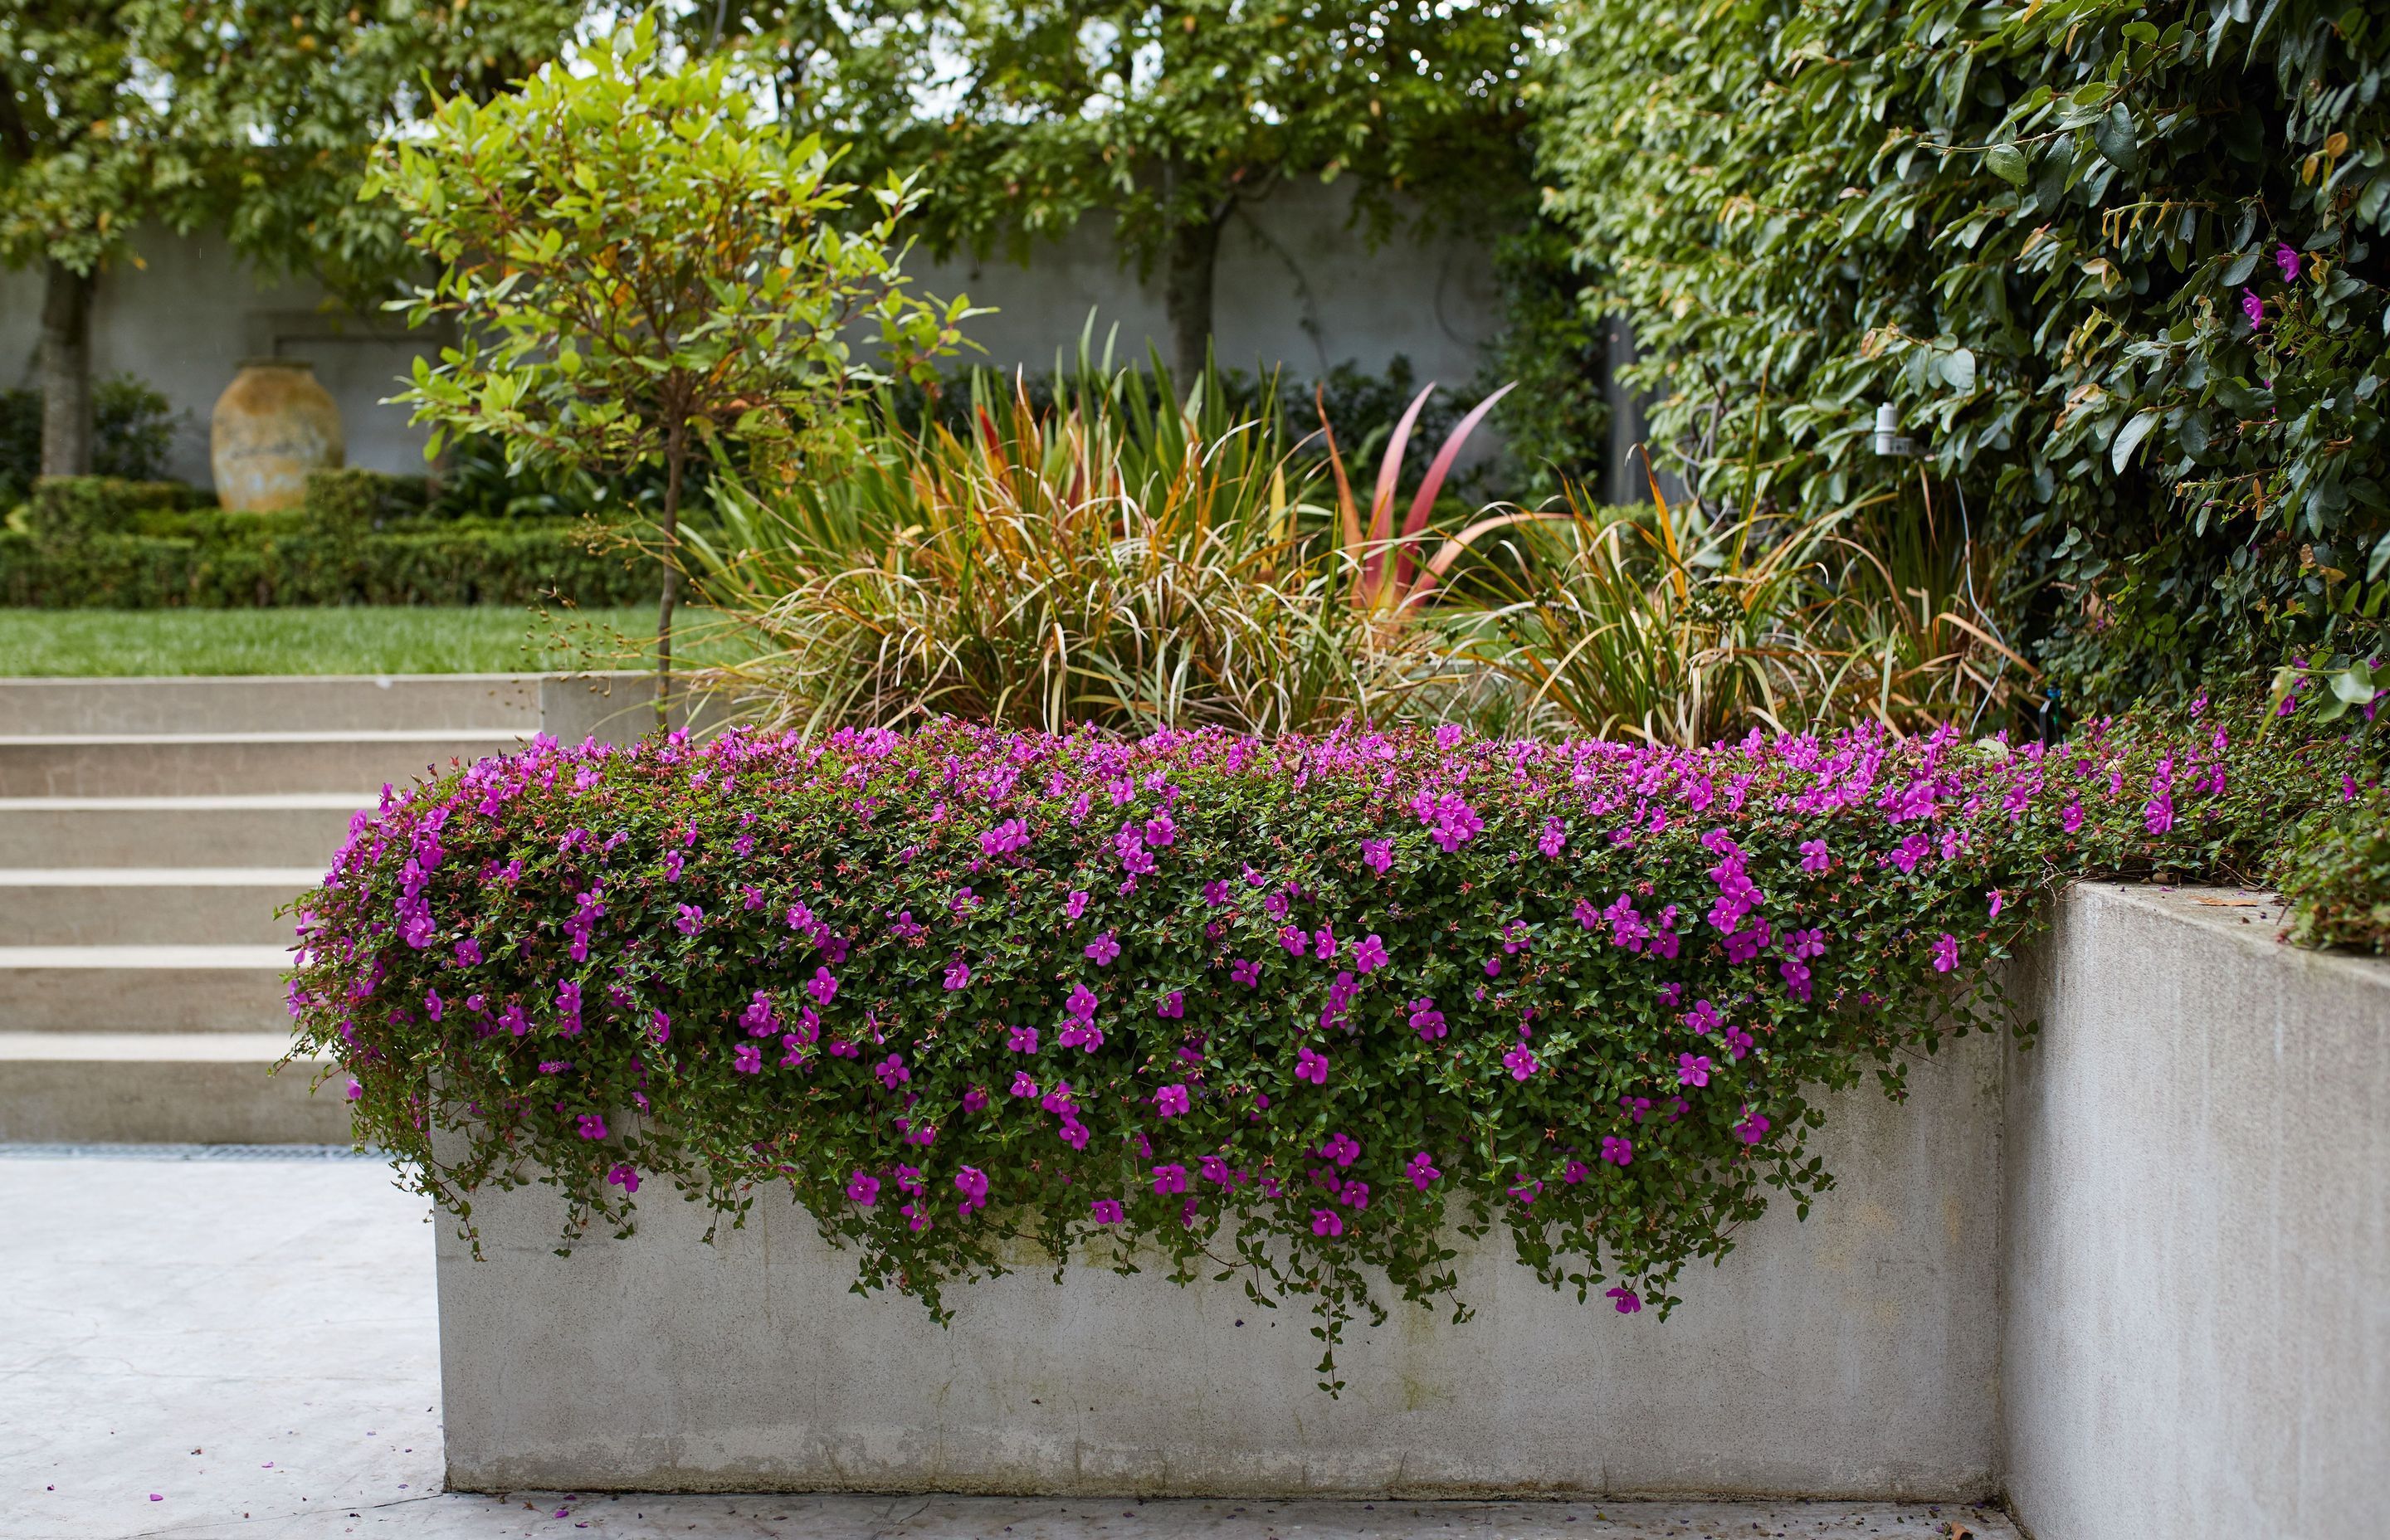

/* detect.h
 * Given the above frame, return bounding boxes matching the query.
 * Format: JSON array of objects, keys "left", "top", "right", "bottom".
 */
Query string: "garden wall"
[
  {"left": 2000, "top": 885, "right": 2390, "bottom": 1540},
  {"left": 432, "top": 880, "right": 2388, "bottom": 1510}
]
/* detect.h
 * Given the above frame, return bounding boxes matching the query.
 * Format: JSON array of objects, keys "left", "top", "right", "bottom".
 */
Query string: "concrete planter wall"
[{"left": 432, "top": 884, "right": 2388, "bottom": 1529}]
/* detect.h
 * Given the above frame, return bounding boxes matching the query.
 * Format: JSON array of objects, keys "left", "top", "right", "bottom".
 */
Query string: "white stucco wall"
[{"left": 0, "top": 184, "right": 1500, "bottom": 490}]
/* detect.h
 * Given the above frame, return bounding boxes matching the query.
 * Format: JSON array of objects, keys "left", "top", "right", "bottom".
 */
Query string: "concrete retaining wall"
[
  {"left": 2000, "top": 885, "right": 2390, "bottom": 1540},
  {"left": 430, "top": 883, "right": 2389, "bottom": 1518}
]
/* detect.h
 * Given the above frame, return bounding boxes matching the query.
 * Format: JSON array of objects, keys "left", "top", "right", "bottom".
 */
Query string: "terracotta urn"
[{"left": 211, "top": 358, "right": 344, "bottom": 511}]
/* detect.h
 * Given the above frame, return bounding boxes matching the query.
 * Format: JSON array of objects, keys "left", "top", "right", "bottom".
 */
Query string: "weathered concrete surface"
[
  {"left": 0, "top": 1033, "right": 347, "bottom": 1143},
  {"left": 437, "top": 1031, "right": 2003, "bottom": 1500},
  {"left": 2000, "top": 884, "right": 2390, "bottom": 1540},
  {"left": 0, "top": 1148, "right": 2020, "bottom": 1539}
]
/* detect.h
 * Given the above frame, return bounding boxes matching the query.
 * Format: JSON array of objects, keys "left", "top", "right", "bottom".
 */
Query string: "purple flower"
[
  {"left": 1503, "top": 1044, "right": 1539, "bottom": 1081},
  {"left": 1085, "top": 931, "right": 1121, "bottom": 967},
  {"left": 2062, "top": 798, "right": 2085, "bottom": 834},
  {"left": 733, "top": 1043, "right": 763, "bottom": 1075},
  {"left": 575, "top": 1112, "right": 607, "bottom": 1140},
  {"left": 1279, "top": 924, "right": 1309, "bottom": 957},
  {"left": 1600, "top": 1134, "right": 1632, "bottom": 1167},
  {"left": 606, "top": 1162, "right": 640, "bottom": 1195},
  {"left": 1351, "top": 933, "right": 1389, "bottom": 973},
  {"left": 807, "top": 967, "right": 839, "bottom": 1005},
  {"left": 2145, "top": 793, "right": 2176, "bottom": 835},
  {"left": 875, "top": 1053, "right": 910, "bottom": 1089},
  {"left": 1154, "top": 1083, "right": 1191, "bottom": 1117},
  {"left": 1008, "top": 1024, "right": 1039, "bottom": 1054},
  {"left": 1340, "top": 1181, "right": 1371, "bottom": 1210},
  {"left": 1065, "top": 889, "right": 1090, "bottom": 919},
  {"left": 675, "top": 904, "right": 704, "bottom": 936},
  {"left": 1786, "top": 928, "right": 1826, "bottom": 961},
  {"left": 1988, "top": 889, "right": 2006, "bottom": 919},
  {"left": 1361, "top": 838, "right": 1394, "bottom": 874},
  {"left": 1322, "top": 1130, "right": 1360, "bottom": 1167},
  {"left": 1144, "top": 812, "right": 1177, "bottom": 848},
  {"left": 2276, "top": 242, "right": 2301, "bottom": 282},
  {"left": 1798, "top": 839, "right": 1830, "bottom": 873},
  {"left": 423, "top": 989, "right": 443, "bottom": 1021},
  {"left": 1735, "top": 1110, "right": 1772, "bottom": 1145},
  {"left": 1313, "top": 925, "right": 1339, "bottom": 960},
  {"left": 943, "top": 959, "right": 972, "bottom": 991},
  {"left": 454, "top": 938, "right": 482, "bottom": 966},
  {"left": 1310, "top": 1208, "right": 1344, "bottom": 1238},
  {"left": 1295, "top": 1046, "right": 1329, "bottom": 1085},
  {"left": 1065, "top": 982, "right": 1099, "bottom": 1021},
  {"left": 1230, "top": 958, "right": 1261, "bottom": 987},
  {"left": 1156, "top": 989, "right": 1184, "bottom": 1018},
  {"left": 344, "top": 1079, "right": 363, "bottom": 1102},
  {"left": 954, "top": 1166, "right": 989, "bottom": 1214},
  {"left": 1010, "top": 1070, "right": 1038, "bottom": 1098},
  {"left": 1606, "top": 1287, "right": 1641, "bottom": 1314},
  {"left": 1537, "top": 816, "right": 1567, "bottom": 858},
  {"left": 1408, "top": 997, "right": 1446, "bottom": 1040},
  {"left": 1677, "top": 1053, "right": 1711, "bottom": 1088},
  {"left": 1091, "top": 1198, "right": 1125, "bottom": 1225},
  {"left": 1407, "top": 1151, "right": 1441, "bottom": 1190},
  {"left": 963, "top": 1085, "right": 989, "bottom": 1113},
  {"left": 1933, "top": 933, "right": 1960, "bottom": 972},
  {"left": 1484, "top": 956, "right": 1502, "bottom": 978},
  {"left": 1563, "top": 1159, "right": 1588, "bottom": 1185},
  {"left": 846, "top": 1170, "right": 880, "bottom": 1206},
  {"left": 1202, "top": 880, "right": 1231, "bottom": 906},
  {"left": 1152, "top": 1163, "right": 1189, "bottom": 1195},
  {"left": 2242, "top": 287, "right": 2265, "bottom": 329},
  {"left": 980, "top": 818, "right": 1029, "bottom": 858}
]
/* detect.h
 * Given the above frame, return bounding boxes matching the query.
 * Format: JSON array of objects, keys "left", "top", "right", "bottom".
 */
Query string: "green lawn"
[{"left": 0, "top": 606, "right": 761, "bottom": 677}]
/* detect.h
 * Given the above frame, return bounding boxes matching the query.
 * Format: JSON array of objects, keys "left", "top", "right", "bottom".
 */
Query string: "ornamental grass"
[{"left": 287, "top": 703, "right": 2368, "bottom": 1382}]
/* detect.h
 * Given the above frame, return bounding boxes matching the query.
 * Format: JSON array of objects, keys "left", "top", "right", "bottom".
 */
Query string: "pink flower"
[
  {"left": 1152, "top": 1163, "right": 1189, "bottom": 1195},
  {"left": 423, "top": 989, "right": 442, "bottom": 1021},
  {"left": 1321, "top": 1131, "right": 1360, "bottom": 1167},
  {"left": 1085, "top": 931, "right": 1121, "bottom": 966},
  {"left": 1606, "top": 1286, "right": 1641, "bottom": 1314},
  {"left": 1065, "top": 889, "right": 1090, "bottom": 919},
  {"left": 1933, "top": 933, "right": 1960, "bottom": 972},
  {"left": 1362, "top": 838, "right": 1394, "bottom": 874},
  {"left": 962, "top": 1085, "right": 988, "bottom": 1113},
  {"left": 454, "top": 938, "right": 482, "bottom": 966},
  {"left": 954, "top": 1166, "right": 989, "bottom": 1214},
  {"left": 1156, "top": 989, "right": 1184, "bottom": 1018},
  {"left": 606, "top": 1162, "right": 640, "bottom": 1194},
  {"left": 1154, "top": 1084, "right": 1191, "bottom": 1118},
  {"left": 1600, "top": 1135, "right": 1632, "bottom": 1167},
  {"left": 1090, "top": 1198, "right": 1125, "bottom": 1225},
  {"left": 675, "top": 904, "right": 704, "bottom": 936},
  {"left": 807, "top": 967, "right": 839, "bottom": 1005},
  {"left": 846, "top": 1170, "right": 880, "bottom": 1206},
  {"left": 344, "top": 1079, "right": 363, "bottom": 1102},
  {"left": 1310, "top": 1208, "right": 1344, "bottom": 1238},
  {"left": 575, "top": 1112, "right": 607, "bottom": 1139},
  {"left": 1340, "top": 1181, "right": 1371, "bottom": 1210},
  {"left": 1008, "top": 1024, "right": 1039, "bottom": 1053},
  {"left": 1279, "top": 924, "right": 1309, "bottom": 957},
  {"left": 1503, "top": 1044, "right": 1539, "bottom": 1080},
  {"left": 1202, "top": 879, "right": 1231, "bottom": 906},
  {"left": 1786, "top": 928, "right": 1825, "bottom": 960},
  {"left": 1735, "top": 1110, "right": 1772, "bottom": 1145},
  {"left": 1407, "top": 1151, "right": 1441, "bottom": 1190},
  {"left": 1563, "top": 1159, "right": 1588, "bottom": 1185},
  {"left": 1677, "top": 1053, "right": 1711, "bottom": 1088},
  {"left": 1010, "top": 1070, "right": 1038, "bottom": 1098},
  {"left": 875, "top": 1053, "right": 910, "bottom": 1089},
  {"left": 943, "top": 959, "right": 971, "bottom": 991},
  {"left": 2242, "top": 286, "right": 2266, "bottom": 329},
  {"left": 1065, "top": 982, "right": 1099, "bottom": 1020},
  {"left": 1408, "top": 997, "right": 1446, "bottom": 1040},
  {"left": 1351, "top": 933, "right": 1389, "bottom": 973},
  {"left": 1798, "top": 839, "right": 1830, "bottom": 873},
  {"left": 1295, "top": 1046, "right": 1329, "bottom": 1085},
  {"left": 1230, "top": 958, "right": 1261, "bottom": 987},
  {"left": 732, "top": 1043, "right": 763, "bottom": 1075},
  {"left": 2062, "top": 798, "right": 2085, "bottom": 834},
  {"left": 2276, "top": 242, "right": 2301, "bottom": 282},
  {"left": 1484, "top": 956, "right": 1502, "bottom": 978},
  {"left": 1313, "top": 926, "right": 1339, "bottom": 960},
  {"left": 1988, "top": 889, "right": 2006, "bottom": 919}
]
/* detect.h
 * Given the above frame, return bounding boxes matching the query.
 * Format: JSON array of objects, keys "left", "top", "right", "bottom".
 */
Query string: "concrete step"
[
  {"left": 0, "top": 1031, "right": 349, "bottom": 1143},
  {"left": 0, "top": 673, "right": 540, "bottom": 735},
  {"left": 0, "top": 869, "right": 318, "bottom": 945},
  {"left": 0, "top": 945, "right": 289, "bottom": 1031},
  {"left": 0, "top": 730, "right": 528, "bottom": 797},
  {"left": 0, "top": 795, "right": 364, "bottom": 868}
]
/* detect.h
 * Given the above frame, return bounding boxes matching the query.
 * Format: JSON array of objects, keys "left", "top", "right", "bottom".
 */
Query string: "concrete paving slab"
[{"left": 0, "top": 1151, "right": 2021, "bottom": 1540}]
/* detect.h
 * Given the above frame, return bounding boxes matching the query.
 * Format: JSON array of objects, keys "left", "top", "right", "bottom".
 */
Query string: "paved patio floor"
[{"left": 0, "top": 1148, "right": 2020, "bottom": 1540}]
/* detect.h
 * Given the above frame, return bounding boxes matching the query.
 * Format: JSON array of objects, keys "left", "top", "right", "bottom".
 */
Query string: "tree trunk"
[
  {"left": 39, "top": 261, "right": 95, "bottom": 478},
  {"left": 1163, "top": 213, "right": 1224, "bottom": 385},
  {"left": 656, "top": 422, "right": 684, "bottom": 729}
]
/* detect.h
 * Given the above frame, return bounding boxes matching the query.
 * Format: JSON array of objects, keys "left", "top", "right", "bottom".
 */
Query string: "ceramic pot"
[{"left": 211, "top": 358, "right": 344, "bottom": 511}]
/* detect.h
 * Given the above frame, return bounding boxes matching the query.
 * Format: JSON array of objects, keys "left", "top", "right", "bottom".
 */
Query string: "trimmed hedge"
[
  {"left": 289, "top": 709, "right": 2370, "bottom": 1376},
  {"left": 2279, "top": 784, "right": 2390, "bottom": 953},
  {"left": 1, "top": 470, "right": 646, "bottom": 608}
]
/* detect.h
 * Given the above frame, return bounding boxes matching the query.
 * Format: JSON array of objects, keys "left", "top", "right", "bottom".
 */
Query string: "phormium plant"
[{"left": 287, "top": 709, "right": 2360, "bottom": 1387}]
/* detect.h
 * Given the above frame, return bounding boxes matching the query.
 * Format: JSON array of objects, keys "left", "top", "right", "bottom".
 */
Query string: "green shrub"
[
  {"left": 2277, "top": 784, "right": 2390, "bottom": 953},
  {"left": 0, "top": 376, "right": 180, "bottom": 505},
  {"left": 1539, "top": 0, "right": 2390, "bottom": 708},
  {"left": 24, "top": 476, "right": 196, "bottom": 543},
  {"left": 303, "top": 469, "right": 432, "bottom": 534},
  {"left": 289, "top": 710, "right": 2367, "bottom": 1378}
]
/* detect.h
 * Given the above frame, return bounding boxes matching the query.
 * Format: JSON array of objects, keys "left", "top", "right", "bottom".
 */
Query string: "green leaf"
[
  {"left": 1984, "top": 143, "right": 2029, "bottom": 187},
  {"left": 2111, "top": 409, "right": 2161, "bottom": 473},
  {"left": 2094, "top": 105, "right": 2140, "bottom": 173}
]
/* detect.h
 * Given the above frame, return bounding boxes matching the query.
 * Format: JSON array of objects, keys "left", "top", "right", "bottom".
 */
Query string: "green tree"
[
  {"left": 725, "top": 0, "right": 1544, "bottom": 380},
  {"left": 1538, "top": 0, "right": 2390, "bottom": 704},
  {"left": 369, "top": 13, "right": 978, "bottom": 714},
  {"left": 0, "top": 0, "right": 583, "bottom": 477}
]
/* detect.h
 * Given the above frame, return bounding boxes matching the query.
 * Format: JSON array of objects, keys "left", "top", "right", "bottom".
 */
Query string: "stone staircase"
[{"left": 0, "top": 672, "right": 656, "bottom": 1143}]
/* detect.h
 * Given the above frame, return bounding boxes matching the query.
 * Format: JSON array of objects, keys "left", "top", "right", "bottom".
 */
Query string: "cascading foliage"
[{"left": 286, "top": 710, "right": 2357, "bottom": 1382}]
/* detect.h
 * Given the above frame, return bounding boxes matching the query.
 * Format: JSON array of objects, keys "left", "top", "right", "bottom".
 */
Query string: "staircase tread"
[
  {"left": 0, "top": 1030, "right": 320, "bottom": 1061},
  {"left": 0, "top": 792, "right": 371, "bottom": 811},
  {"left": 0, "top": 868, "right": 324, "bottom": 885},
  {"left": 0, "top": 944, "right": 291, "bottom": 968},
  {"left": 0, "top": 729, "right": 528, "bottom": 745}
]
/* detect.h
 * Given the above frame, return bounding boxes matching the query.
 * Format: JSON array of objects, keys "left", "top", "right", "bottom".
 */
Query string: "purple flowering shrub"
[{"left": 287, "top": 710, "right": 2359, "bottom": 1379}]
